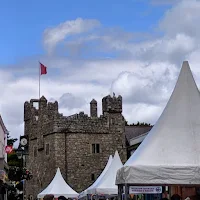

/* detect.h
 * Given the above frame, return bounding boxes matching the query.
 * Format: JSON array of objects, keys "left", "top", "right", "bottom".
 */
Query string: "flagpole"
[{"left": 39, "top": 61, "right": 40, "bottom": 100}]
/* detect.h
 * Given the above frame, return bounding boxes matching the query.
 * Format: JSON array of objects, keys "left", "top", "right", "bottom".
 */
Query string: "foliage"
[
  {"left": 6, "top": 133, "right": 33, "bottom": 182},
  {"left": 6, "top": 182, "right": 24, "bottom": 200},
  {"left": 8, "top": 167, "right": 32, "bottom": 181},
  {"left": 7, "top": 151, "right": 22, "bottom": 167},
  {"left": 5, "top": 133, "right": 32, "bottom": 199},
  {"left": 126, "top": 121, "right": 152, "bottom": 126},
  {"left": 7, "top": 132, "right": 17, "bottom": 146},
  {"left": 6, "top": 132, "right": 22, "bottom": 175}
]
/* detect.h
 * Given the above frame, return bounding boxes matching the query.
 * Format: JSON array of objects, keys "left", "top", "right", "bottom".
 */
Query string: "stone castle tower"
[{"left": 24, "top": 94, "right": 127, "bottom": 198}]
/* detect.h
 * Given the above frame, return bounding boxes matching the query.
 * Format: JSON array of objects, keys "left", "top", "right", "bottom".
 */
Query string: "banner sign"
[
  {"left": 5, "top": 145, "right": 13, "bottom": 154},
  {"left": 129, "top": 186, "right": 162, "bottom": 194}
]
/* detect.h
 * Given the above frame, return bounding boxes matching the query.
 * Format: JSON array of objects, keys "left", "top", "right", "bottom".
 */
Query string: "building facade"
[
  {"left": 0, "top": 115, "right": 8, "bottom": 170},
  {"left": 125, "top": 126, "right": 152, "bottom": 157},
  {"left": 24, "top": 95, "right": 127, "bottom": 198}
]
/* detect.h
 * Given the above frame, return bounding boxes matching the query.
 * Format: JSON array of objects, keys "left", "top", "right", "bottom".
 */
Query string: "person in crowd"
[
  {"left": 171, "top": 194, "right": 181, "bottom": 200},
  {"left": 44, "top": 194, "right": 55, "bottom": 200},
  {"left": 190, "top": 195, "right": 199, "bottom": 200},
  {"left": 0, "top": 179, "right": 6, "bottom": 200},
  {"left": 58, "top": 196, "right": 67, "bottom": 200}
]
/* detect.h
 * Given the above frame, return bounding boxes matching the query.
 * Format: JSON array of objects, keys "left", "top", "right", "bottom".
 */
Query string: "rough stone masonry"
[{"left": 24, "top": 94, "right": 127, "bottom": 198}]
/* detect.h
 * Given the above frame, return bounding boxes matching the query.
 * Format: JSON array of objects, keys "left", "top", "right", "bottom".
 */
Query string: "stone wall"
[
  {"left": 24, "top": 95, "right": 127, "bottom": 198},
  {"left": 25, "top": 134, "right": 57, "bottom": 198},
  {"left": 65, "top": 132, "right": 124, "bottom": 192}
]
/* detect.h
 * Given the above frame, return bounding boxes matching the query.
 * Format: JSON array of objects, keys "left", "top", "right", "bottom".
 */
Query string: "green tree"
[
  {"left": 126, "top": 121, "right": 152, "bottom": 126},
  {"left": 7, "top": 132, "right": 17, "bottom": 146},
  {"left": 7, "top": 152, "right": 21, "bottom": 167},
  {"left": 6, "top": 133, "right": 21, "bottom": 167}
]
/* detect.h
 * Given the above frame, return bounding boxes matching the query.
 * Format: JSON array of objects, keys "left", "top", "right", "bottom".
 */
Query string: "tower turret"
[
  {"left": 90, "top": 99, "right": 98, "bottom": 117},
  {"left": 39, "top": 96, "right": 47, "bottom": 109},
  {"left": 102, "top": 95, "right": 122, "bottom": 115}
]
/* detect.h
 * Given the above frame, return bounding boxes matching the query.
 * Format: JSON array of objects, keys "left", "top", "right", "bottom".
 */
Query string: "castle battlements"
[{"left": 24, "top": 94, "right": 123, "bottom": 138}]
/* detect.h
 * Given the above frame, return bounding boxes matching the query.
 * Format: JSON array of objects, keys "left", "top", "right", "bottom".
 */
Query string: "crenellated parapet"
[
  {"left": 53, "top": 111, "right": 109, "bottom": 134},
  {"left": 102, "top": 94, "right": 122, "bottom": 114},
  {"left": 24, "top": 97, "right": 58, "bottom": 121},
  {"left": 24, "top": 96, "right": 59, "bottom": 139},
  {"left": 24, "top": 94, "right": 123, "bottom": 139}
]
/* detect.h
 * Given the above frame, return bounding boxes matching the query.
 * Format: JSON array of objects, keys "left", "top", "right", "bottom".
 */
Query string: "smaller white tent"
[
  {"left": 79, "top": 155, "right": 113, "bottom": 198},
  {"left": 37, "top": 168, "right": 79, "bottom": 199},
  {"left": 87, "top": 151, "right": 123, "bottom": 195}
]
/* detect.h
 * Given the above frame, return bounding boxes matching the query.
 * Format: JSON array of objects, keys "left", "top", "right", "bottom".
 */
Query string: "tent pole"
[
  {"left": 124, "top": 184, "right": 129, "bottom": 200},
  {"left": 169, "top": 186, "right": 171, "bottom": 199},
  {"left": 118, "top": 185, "right": 123, "bottom": 200}
]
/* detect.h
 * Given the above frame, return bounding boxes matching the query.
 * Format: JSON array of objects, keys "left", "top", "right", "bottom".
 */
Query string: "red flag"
[{"left": 39, "top": 62, "right": 47, "bottom": 75}]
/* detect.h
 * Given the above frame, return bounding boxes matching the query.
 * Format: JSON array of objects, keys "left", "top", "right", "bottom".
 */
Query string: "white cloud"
[
  {"left": 132, "top": 34, "right": 197, "bottom": 64},
  {"left": 111, "top": 62, "right": 178, "bottom": 105},
  {"left": 159, "top": 0, "right": 200, "bottom": 37},
  {"left": 59, "top": 93, "right": 86, "bottom": 109},
  {"left": 124, "top": 103, "right": 163, "bottom": 125},
  {"left": 43, "top": 18, "right": 101, "bottom": 54},
  {"left": 3, "top": 0, "right": 200, "bottom": 141},
  {"left": 150, "top": 0, "right": 179, "bottom": 5}
]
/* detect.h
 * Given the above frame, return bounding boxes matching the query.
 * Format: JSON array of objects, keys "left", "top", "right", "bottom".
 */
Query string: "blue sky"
[{"left": 0, "top": 0, "right": 171, "bottom": 65}]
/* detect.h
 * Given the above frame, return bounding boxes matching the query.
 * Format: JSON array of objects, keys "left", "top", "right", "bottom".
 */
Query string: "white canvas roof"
[
  {"left": 116, "top": 61, "right": 200, "bottom": 185},
  {"left": 79, "top": 155, "right": 113, "bottom": 198},
  {"left": 88, "top": 151, "right": 123, "bottom": 195},
  {"left": 38, "top": 168, "right": 79, "bottom": 198}
]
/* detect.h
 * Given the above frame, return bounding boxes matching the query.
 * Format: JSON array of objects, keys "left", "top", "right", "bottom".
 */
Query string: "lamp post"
[
  {"left": 15, "top": 145, "right": 28, "bottom": 200},
  {"left": 15, "top": 146, "right": 24, "bottom": 167}
]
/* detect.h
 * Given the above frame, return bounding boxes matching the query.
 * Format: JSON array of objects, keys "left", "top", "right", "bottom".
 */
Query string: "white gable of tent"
[
  {"left": 79, "top": 155, "right": 113, "bottom": 198},
  {"left": 38, "top": 168, "right": 79, "bottom": 198},
  {"left": 88, "top": 151, "right": 123, "bottom": 195},
  {"left": 116, "top": 61, "right": 200, "bottom": 185}
]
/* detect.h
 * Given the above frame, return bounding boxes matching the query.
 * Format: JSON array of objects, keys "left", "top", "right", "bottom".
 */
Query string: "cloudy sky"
[{"left": 1, "top": 0, "right": 200, "bottom": 140}]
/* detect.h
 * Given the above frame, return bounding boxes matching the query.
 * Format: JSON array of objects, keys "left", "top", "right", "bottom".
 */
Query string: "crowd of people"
[
  {"left": 161, "top": 194, "right": 199, "bottom": 200},
  {"left": 42, "top": 194, "right": 198, "bottom": 200},
  {"left": 43, "top": 195, "right": 67, "bottom": 200}
]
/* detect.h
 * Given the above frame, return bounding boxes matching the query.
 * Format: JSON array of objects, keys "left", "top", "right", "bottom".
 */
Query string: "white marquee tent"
[
  {"left": 79, "top": 155, "right": 113, "bottom": 199},
  {"left": 88, "top": 151, "right": 123, "bottom": 195},
  {"left": 38, "top": 168, "right": 79, "bottom": 198},
  {"left": 116, "top": 61, "right": 200, "bottom": 185}
]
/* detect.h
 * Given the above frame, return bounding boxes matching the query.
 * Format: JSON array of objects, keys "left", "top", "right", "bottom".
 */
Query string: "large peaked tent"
[
  {"left": 88, "top": 151, "right": 123, "bottom": 195},
  {"left": 79, "top": 155, "right": 113, "bottom": 198},
  {"left": 38, "top": 168, "right": 79, "bottom": 198},
  {"left": 116, "top": 61, "right": 200, "bottom": 185}
]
